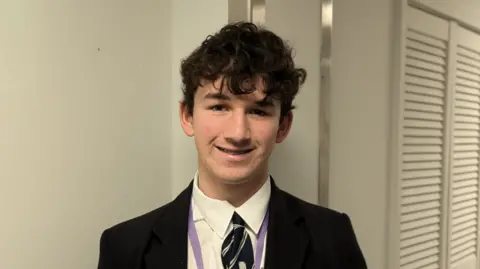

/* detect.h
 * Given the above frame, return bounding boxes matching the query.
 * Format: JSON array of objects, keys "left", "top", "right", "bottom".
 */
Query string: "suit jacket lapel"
[
  {"left": 143, "top": 182, "right": 193, "bottom": 269},
  {"left": 141, "top": 178, "right": 310, "bottom": 269},
  {"left": 264, "top": 178, "right": 310, "bottom": 269}
]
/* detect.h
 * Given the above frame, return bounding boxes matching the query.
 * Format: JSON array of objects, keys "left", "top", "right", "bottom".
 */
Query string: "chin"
[{"left": 214, "top": 168, "right": 255, "bottom": 185}]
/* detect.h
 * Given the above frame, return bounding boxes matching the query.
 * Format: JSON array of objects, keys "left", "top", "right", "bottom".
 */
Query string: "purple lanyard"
[{"left": 188, "top": 204, "right": 269, "bottom": 269}]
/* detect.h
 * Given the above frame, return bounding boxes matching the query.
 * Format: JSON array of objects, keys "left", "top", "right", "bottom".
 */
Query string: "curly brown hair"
[{"left": 180, "top": 22, "right": 307, "bottom": 117}]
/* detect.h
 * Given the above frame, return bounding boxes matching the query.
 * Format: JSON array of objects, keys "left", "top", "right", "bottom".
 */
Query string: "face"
[{"left": 180, "top": 77, "right": 293, "bottom": 185}]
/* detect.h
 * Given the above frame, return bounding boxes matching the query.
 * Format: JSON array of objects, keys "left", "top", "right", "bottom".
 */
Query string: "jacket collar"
[{"left": 143, "top": 177, "right": 309, "bottom": 269}]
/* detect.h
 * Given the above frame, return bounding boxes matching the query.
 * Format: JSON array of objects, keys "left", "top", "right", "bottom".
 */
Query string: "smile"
[{"left": 215, "top": 146, "right": 254, "bottom": 155}]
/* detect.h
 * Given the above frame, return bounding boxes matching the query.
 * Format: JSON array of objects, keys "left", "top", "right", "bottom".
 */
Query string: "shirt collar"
[{"left": 192, "top": 172, "right": 271, "bottom": 238}]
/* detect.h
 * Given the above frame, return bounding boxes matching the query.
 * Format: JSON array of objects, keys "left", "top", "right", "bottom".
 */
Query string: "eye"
[
  {"left": 209, "top": 105, "right": 226, "bottom": 111},
  {"left": 250, "top": 109, "right": 267, "bottom": 116}
]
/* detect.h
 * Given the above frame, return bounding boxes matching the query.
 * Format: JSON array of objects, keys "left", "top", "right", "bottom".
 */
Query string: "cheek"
[
  {"left": 253, "top": 121, "right": 279, "bottom": 143},
  {"left": 194, "top": 113, "right": 221, "bottom": 140}
]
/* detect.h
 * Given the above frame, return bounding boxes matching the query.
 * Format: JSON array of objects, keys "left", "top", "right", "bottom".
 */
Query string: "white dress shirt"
[{"left": 187, "top": 173, "right": 271, "bottom": 269}]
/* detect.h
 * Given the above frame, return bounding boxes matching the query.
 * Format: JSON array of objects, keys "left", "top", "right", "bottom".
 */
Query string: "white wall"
[
  {"left": 329, "top": 0, "right": 395, "bottom": 268},
  {"left": 0, "top": 1, "right": 171, "bottom": 268}
]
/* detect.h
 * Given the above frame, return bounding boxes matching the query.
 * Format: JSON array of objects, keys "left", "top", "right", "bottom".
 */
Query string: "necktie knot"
[{"left": 231, "top": 212, "right": 246, "bottom": 226}]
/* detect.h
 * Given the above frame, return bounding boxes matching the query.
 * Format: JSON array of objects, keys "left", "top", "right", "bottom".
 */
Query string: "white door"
[
  {"left": 397, "top": 5, "right": 480, "bottom": 269},
  {"left": 448, "top": 24, "right": 480, "bottom": 269},
  {"left": 399, "top": 6, "right": 449, "bottom": 269}
]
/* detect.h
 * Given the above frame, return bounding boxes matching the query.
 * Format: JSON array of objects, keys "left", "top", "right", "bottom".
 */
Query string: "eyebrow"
[
  {"left": 204, "top": 92, "right": 230, "bottom": 101},
  {"left": 204, "top": 92, "right": 275, "bottom": 107},
  {"left": 256, "top": 97, "right": 274, "bottom": 107}
]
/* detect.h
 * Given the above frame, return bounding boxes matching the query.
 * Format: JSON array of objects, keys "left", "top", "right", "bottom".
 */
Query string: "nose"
[{"left": 224, "top": 110, "right": 251, "bottom": 146}]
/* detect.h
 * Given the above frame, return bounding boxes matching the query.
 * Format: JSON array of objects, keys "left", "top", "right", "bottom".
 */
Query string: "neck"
[{"left": 197, "top": 170, "right": 268, "bottom": 207}]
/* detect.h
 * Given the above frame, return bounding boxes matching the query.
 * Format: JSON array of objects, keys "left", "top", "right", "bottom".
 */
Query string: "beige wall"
[
  {"left": 0, "top": 1, "right": 171, "bottom": 268},
  {"left": 329, "top": 0, "right": 395, "bottom": 268},
  {"left": 265, "top": 0, "right": 321, "bottom": 204}
]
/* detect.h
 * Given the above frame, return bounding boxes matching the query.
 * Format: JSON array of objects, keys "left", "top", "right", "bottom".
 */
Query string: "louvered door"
[
  {"left": 392, "top": 4, "right": 480, "bottom": 269},
  {"left": 399, "top": 7, "right": 449, "bottom": 269},
  {"left": 448, "top": 25, "right": 480, "bottom": 269}
]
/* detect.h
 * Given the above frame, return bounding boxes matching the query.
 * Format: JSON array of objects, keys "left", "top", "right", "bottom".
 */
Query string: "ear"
[
  {"left": 276, "top": 111, "right": 293, "bottom": 143},
  {"left": 179, "top": 102, "right": 194, "bottom": 137}
]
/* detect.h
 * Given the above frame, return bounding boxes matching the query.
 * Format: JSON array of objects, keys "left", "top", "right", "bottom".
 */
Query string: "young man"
[{"left": 97, "top": 22, "right": 367, "bottom": 269}]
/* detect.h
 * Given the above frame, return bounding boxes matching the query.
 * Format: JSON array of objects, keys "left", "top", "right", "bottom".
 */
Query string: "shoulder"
[
  {"left": 278, "top": 189, "right": 367, "bottom": 267},
  {"left": 279, "top": 188, "right": 348, "bottom": 226},
  {"left": 97, "top": 183, "right": 194, "bottom": 268},
  {"left": 279, "top": 189, "right": 359, "bottom": 246},
  {"left": 98, "top": 201, "right": 172, "bottom": 258}
]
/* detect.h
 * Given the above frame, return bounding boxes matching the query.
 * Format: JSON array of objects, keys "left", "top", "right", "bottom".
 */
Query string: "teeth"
[{"left": 218, "top": 147, "right": 251, "bottom": 155}]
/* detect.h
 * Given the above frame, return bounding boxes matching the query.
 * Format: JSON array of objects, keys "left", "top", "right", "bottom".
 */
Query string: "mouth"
[{"left": 215, "top": 146, "right": 254, "bottom": 155}]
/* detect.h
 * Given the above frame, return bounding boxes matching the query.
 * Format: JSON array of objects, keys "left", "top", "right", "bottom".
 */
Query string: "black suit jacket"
[{"left": 97, "top": 178, "right": 367, "bottom": 269}]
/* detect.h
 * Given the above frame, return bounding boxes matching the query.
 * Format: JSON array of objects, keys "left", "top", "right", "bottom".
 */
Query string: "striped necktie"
[{"left": 221, "top": 212, "right": 254, "bottom": 269}]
